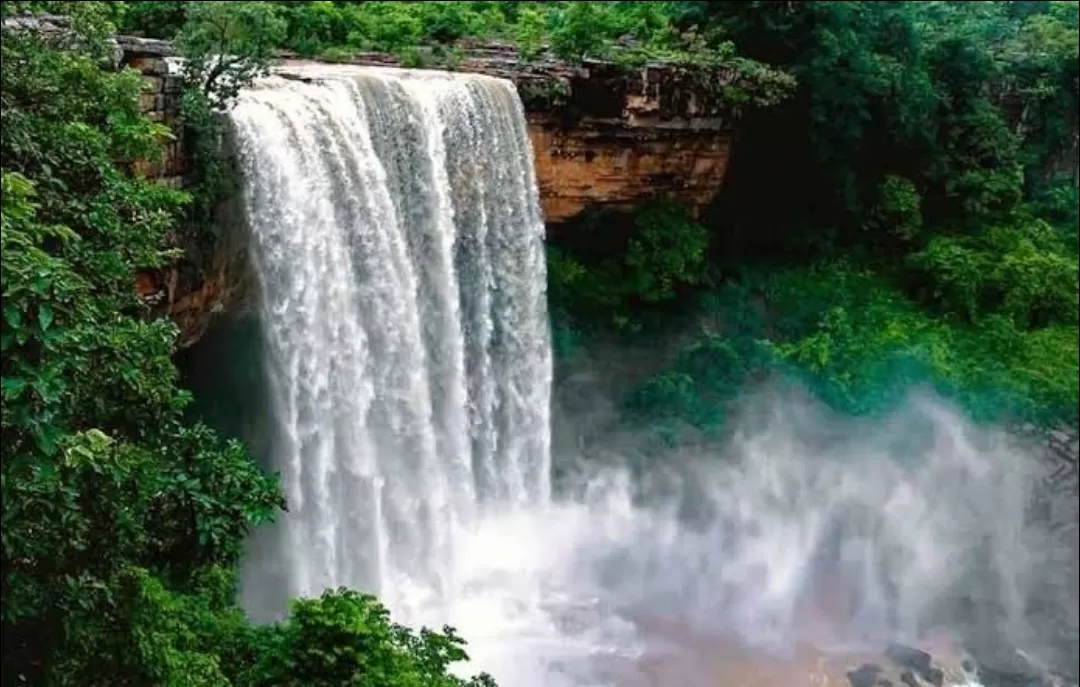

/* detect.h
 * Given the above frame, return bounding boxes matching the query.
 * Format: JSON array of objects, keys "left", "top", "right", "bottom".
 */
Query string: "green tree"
[
  {"left": 174, "top": 2, "right": 285, "bottom": 235},
  {"left": 177, "top": 2, "right": 285, "bottom": 105},
  {"left": 908, "top": 218, "right": 1079, "bottom": 327},
  {"left": 548, "top": 197, "right": 712, "bottom": 329},
  {"left": 1, "top": 4, "right": 496, "bottom": 685},
  {"left": 117, "top": 1, "right": 187, "bottom": 39},
  {"left": 0, "top": 8, "right": 282, "bottom": 681},
  {"left": 244, "top": 590, "right": 496, "bottom": 687},
  {"left": 548, "top": 2, "right": 617, "bottom": 61}
]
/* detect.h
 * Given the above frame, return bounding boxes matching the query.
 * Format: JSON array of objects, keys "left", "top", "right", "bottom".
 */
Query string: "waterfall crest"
[{"left": 229, "top": 64, "right": 552, "bottom": 621}]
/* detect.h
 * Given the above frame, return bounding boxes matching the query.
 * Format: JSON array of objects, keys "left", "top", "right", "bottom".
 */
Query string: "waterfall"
[
  {"left": 229, "top": 64, "right": 552, "bottom": 622},
  {"left": 222, "top": 64, "right": 1074, "bottom": 687}
]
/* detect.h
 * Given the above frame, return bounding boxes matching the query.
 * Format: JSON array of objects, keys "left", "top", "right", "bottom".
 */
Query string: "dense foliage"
[
  {"left": 687, "top": 0, "right": 1078, "bottom": 256},
  {"left": 118, "top": 1, "right": 730, "bottom": 62},
  {"left": 548, "top": 1, "right": 1078, "bottom": 439},
  {"left": 114, "top": 0, "right": 794, "bottom": 91},
  {"left": 1, "top": 2, "right": 494, "bottom": 685}
]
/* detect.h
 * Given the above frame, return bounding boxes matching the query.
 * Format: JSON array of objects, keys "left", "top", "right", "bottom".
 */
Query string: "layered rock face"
[
  {"left": 122, "top": 38, "right": 186, "bottom": 186},
  {"left": 512, "top": 58, "right": 737, "bottom": 223}
]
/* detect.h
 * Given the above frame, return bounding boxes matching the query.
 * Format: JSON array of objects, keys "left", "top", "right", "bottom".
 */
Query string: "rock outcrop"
[{"left": 285, "top": 42, "right": 792, "bottom": 223}]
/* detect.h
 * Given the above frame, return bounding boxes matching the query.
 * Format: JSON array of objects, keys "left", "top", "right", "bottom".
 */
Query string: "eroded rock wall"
[{"left": 524, "top": 61, "right": 735, "bottom": 222}]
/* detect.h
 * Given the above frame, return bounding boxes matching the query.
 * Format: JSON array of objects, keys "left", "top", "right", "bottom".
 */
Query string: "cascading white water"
[
  {"left": 230, "top": 64, "right": 552, "bottom": 623},
  {"left": 226, "top": 64, "right": 1077, "bottom": 687}
]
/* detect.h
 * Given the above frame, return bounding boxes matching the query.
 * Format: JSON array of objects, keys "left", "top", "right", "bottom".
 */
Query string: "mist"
[{"left": 407, "top": 377, "right": 1078, "bottom": 687}]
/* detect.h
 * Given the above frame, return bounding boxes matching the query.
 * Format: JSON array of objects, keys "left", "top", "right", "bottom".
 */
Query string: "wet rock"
[
  {"left": 886, "top": 643, "right": 933, "bottom": 671},
  {"left": 887, "top": 642, "right": 945, "bottom": 686},
  {"left": 848, "top": 663, "right": 882, "bottom": 687}
]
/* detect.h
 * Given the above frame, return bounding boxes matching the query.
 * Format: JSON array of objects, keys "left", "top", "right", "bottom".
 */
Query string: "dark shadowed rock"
[
  {"left": 848, "top": 662, "right": 883, "bottom": 687},
  {"left": 887, "top": 642, "right": 945, "bottom": 685}
]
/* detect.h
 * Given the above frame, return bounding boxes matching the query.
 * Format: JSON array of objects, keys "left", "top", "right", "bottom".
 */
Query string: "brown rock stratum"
[{"left": 527, "top": 121, "right": 731, "bottom": 224}]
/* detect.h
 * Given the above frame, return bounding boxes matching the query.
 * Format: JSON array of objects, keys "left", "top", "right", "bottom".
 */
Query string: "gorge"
[{"left": 188, "top": 62, "right": 1076, "bottom": 687}]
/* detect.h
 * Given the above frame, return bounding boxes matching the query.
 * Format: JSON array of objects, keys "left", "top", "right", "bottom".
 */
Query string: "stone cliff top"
[{"left": 116, "top": 33, "right": 175, "bottom": 58}]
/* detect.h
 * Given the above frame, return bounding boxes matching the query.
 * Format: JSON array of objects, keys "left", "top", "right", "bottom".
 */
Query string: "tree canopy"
[{"left": 545, "top": 1, "right": 1077, "bottom": 441}]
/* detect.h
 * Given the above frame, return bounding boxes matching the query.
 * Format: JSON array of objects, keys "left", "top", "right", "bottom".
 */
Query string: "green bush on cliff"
[
  {"left": 113, "top": 1, "right": 789, "bottom": 83},
  {"left": 0, "top": 3, "right": 494, "bottom": 684},
  {"left": 243, "top": 590, "right": 496, "bottom": 687},
  {"left": 548, "top": 197, "right": 712, "bottom": 331},
  {"left": 619, "top": 261, "right": 1079, "bottom": 440},
  {"left": 760, "top": 263, "right": 1078, "bottom": 425}
]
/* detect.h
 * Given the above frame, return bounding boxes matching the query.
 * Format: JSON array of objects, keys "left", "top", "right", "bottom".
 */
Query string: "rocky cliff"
[
  {"left": 125, "top": 39, "right": 765, "bottom": 220},
  {"left": 120, "top": 38, "right": 783, "bottom": 347}
]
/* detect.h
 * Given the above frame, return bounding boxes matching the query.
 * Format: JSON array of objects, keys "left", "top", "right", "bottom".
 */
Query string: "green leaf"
[
  {"left": 4, "top": 305, "right": 23, "bottom": 330},
  {"left": 2, "top": 376, "right": 28, "bottom": 398},
  {"left": 39, "top": 303, "right": 54, "bottom": 331}
]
